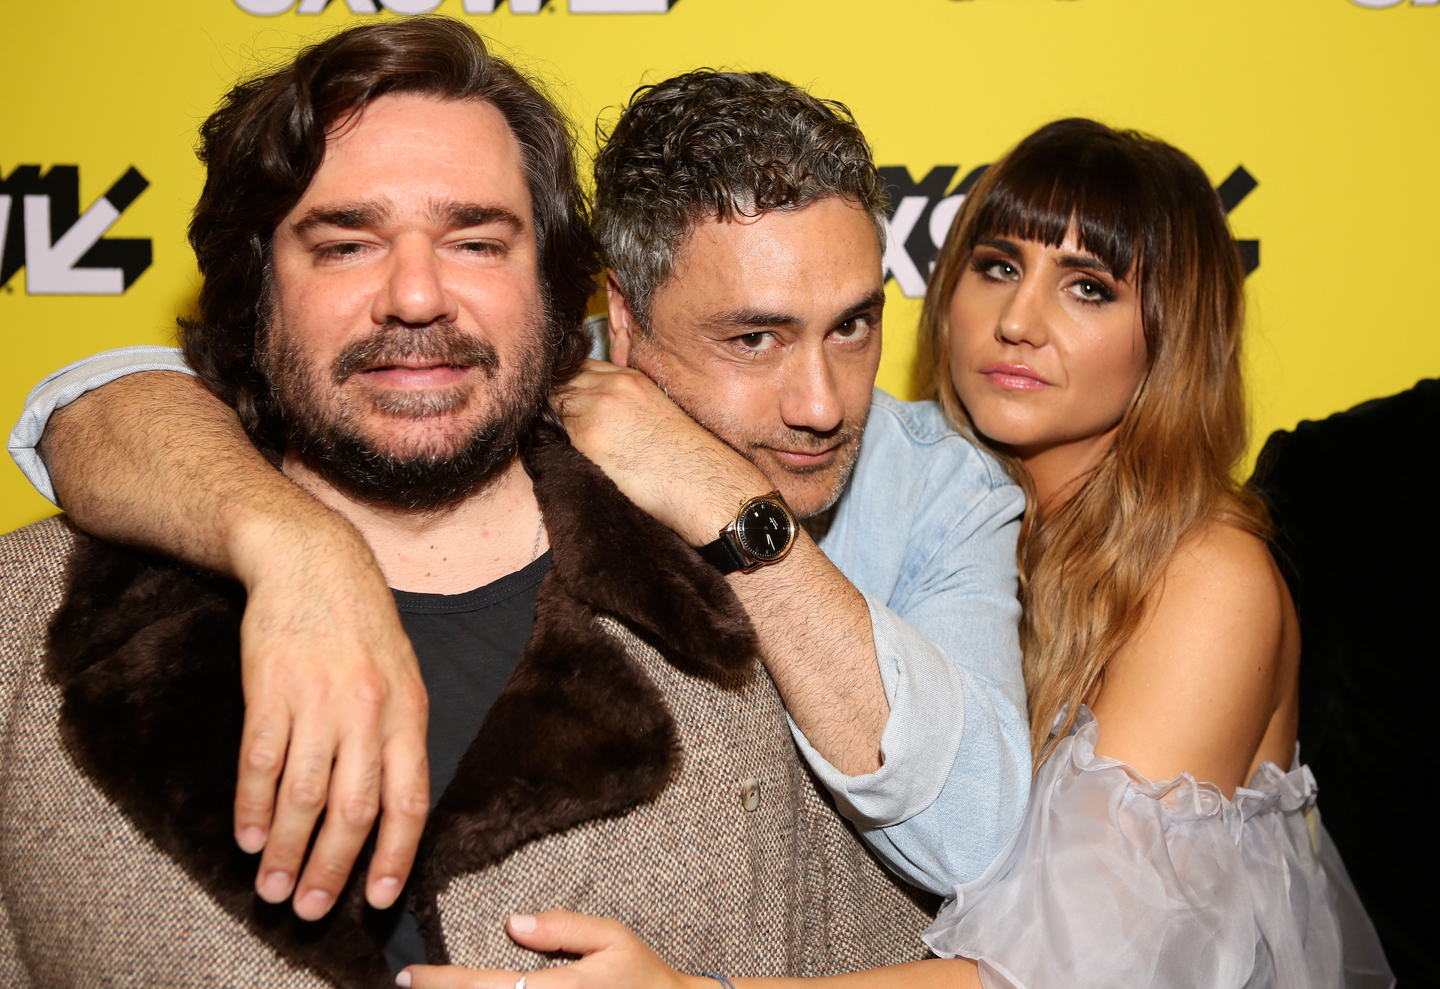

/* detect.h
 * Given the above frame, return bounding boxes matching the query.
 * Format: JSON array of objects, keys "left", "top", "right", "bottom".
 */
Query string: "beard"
[
  {"left": 264, "top": 317, "right": 551, "bottom": 512},
  {"left": 730, "top": 415, "right": 867, "bottom": 517}
]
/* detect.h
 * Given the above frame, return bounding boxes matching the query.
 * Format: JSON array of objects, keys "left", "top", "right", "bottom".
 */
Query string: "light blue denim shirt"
[
  {"left": 8, "top": 354, "right": 1031, "bottom": 894},
  {"left": 808, "top": 390, "right": 1030, "bottom": 892}
]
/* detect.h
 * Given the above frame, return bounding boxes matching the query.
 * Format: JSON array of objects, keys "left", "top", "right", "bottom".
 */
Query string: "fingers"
[
  {"left": 366, "top": 721, "right": 430, "bottom": 909},
  {"left": 401, "top": 965, "right": 523, "bottom": 989},
  {"left": 233, "top": 535, "right": 431, "bottom": 920},
  {"left": 234, "top": 700, "right": 290, "bottom": 854},
  {"left": 289, "top": 707, "right": 383, "bottom": 920},
  {"left": 253, "top": 722, "right": 334, "bottom": 907},
  {"left": 401, "top": 914, "right": 679, "bottom": 989},
  {"left": 504, "top": 912, "right": 635, "bottom": 957}
]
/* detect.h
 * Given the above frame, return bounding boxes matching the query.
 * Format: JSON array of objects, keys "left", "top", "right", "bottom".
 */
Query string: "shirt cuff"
[
  {"left": 7, "top": 345, "right": 193, "bottom": 504},
  {"left": 788, "top": 592, "right": 967, "bottom": 828}
]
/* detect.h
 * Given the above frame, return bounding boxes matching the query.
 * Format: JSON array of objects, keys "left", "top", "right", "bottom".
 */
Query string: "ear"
[{"left": 606, "top": 272, "right": 637, "bottom": 369}]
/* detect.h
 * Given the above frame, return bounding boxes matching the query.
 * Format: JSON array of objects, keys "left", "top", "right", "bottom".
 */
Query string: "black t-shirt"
[{"left": 376, "top": 551, "right": 551, "bottom": 975}]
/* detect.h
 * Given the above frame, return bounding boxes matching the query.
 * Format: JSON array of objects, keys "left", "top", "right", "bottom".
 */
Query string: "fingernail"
[
  {"left": 237, "top": 826, "right": 267, "bottom": 854},
  {"left": 510, "top": 913, "right": 537, "bottom": 934},
  {"left": 395, "top": 971, "right": 412, "bottom": 988},
  {"left": 371, "top": 876, "right": 401, "bottom": 907},
  {"left": 298, "top": 889, "right": 333, "bottom": 917},
  {"left": 258, "top": 871, "right": 292, "bottom": 903}
]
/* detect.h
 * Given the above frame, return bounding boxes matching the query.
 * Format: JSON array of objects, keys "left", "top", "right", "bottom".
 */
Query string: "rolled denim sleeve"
[
  {"left": 798, "top": 391, "right": 1031, "bottom": 895},
  {"left": 7, "top": 345, "right": 193, "bottom": 504},
  {"left": 789, "top": 592, "right": 967, "bottom": 828}
]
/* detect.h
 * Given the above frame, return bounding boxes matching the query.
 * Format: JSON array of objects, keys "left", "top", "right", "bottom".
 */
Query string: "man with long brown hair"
[{"left": 0, "top": 19, "right": 933, "bottom": 984}]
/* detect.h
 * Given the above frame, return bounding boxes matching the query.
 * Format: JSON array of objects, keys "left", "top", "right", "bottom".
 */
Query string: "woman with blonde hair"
[{"left": 406, "top": 119, "right": 1390, "bottom": 989}]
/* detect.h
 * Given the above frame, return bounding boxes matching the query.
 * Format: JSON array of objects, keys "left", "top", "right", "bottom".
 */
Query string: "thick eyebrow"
[
  {"left": 701, "top": 288, "right": 885, "bottom": 334},
  {"left": 976, "top": 236, "right": 1114, "bottom": 275},
  {"left": 1055, "top": 253, "right": 1114, "bottom": 275},
  {"left": 433, "top": 201, "right": 525, "bottom": 233},
  {"left": 291, "top": 202, "right": 389, "bottom": 237},
  {"left": 835, "top": 289, "right": 886, "bottom": 325},
  {"left": 975, "top": 236, "right": 1024, "bottom": 260},
  {"left": 704, "top": 307, "right": 803, "bottom": 331},
  {"left": 289, "top": 200, "right": 525, "bottom": 238}
]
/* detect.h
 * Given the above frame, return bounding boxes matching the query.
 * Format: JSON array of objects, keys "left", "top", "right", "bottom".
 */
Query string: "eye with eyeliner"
[
  {"left": 1064, "top": 274, "right": 1116, "bottom": 305},
  {"left": 971, "top": 253, "right": 1020, "bottom": 283}
]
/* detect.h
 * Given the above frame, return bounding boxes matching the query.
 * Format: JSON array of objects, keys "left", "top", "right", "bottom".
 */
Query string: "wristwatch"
[{"left": 698, "top": 490, "right": 798, "bottom": 575}]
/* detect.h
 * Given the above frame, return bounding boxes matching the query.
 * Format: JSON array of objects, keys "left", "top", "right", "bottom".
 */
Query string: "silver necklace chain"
[{"left": 530, "top": 510, "right": 546, "bottom": 563}]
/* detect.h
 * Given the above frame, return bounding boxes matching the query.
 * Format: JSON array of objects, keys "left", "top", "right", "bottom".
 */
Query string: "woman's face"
[{"left": 948, "top": 229, "right": 1146, "bottom": 460}]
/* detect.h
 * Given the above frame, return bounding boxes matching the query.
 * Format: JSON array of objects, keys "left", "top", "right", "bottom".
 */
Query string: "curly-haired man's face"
[
  {"left": 608, "top": 196, "right": 884, "bottom": 518},
  {"left": 264, "top": 94, "right": 549, "bottom": 509}
]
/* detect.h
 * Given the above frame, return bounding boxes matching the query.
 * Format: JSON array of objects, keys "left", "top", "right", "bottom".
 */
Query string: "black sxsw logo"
[
  {"left": 881, "top": 164, "right": 1260, "bottom": 298},
  {"left": 0, "top": 166, "right": 152, "bottom": 296}
]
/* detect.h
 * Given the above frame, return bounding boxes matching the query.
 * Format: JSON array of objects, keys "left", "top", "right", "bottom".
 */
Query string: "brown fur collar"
[{"left": 44, "top": 436, "right": 759, "bottom": 988}]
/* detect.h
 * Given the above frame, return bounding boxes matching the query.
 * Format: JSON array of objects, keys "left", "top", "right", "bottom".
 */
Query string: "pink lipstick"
[{"left": 978, "top": 362, "right": 1052, "bottom": 391}]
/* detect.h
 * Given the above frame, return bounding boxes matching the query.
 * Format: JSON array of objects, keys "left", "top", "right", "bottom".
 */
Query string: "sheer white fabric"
[{"left": 923, "top": 708, "right": 1393, "bottom": 989}]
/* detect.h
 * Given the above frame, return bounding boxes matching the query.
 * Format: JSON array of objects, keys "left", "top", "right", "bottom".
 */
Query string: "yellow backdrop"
[{"left": 3, "top": 0, "right": 1436, "bottom": 532}]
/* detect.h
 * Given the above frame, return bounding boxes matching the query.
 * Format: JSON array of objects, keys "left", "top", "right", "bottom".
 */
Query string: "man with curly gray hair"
[
  {"left": 12, "top": 64, "right": 1032, "bottom": 920},
  {"left": 552, "top": 69, "right": 1032, "bottom": 901}
]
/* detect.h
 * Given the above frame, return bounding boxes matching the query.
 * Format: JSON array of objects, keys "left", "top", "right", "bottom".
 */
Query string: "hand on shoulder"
[{"left": 1088, "top": 521, "right": 1300, "bottom": 794}]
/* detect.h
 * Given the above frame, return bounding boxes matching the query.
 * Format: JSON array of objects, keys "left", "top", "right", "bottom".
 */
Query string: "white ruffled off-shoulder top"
[{"left": 923, "top": 708, "right": 1394, "bottom": 989}]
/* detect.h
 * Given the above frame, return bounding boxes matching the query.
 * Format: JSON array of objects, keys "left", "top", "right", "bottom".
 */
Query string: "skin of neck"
[
  {"left": 282, "top": 451, "right": 547, "bottom": 594},
  {"left": 1015, "top": 421, "right": 1121, "bottom": 519}
]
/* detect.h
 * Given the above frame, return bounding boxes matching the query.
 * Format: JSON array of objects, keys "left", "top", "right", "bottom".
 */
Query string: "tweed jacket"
[{"left": 0, "top": 438, "right": 935, "bottom": 989}]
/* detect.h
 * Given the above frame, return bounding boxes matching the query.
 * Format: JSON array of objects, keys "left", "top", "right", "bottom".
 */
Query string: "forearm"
[
  {"left": 556, "top": 364, "right": 888, "bottom": 775},
  {"left": 727, "top": 535, "right": 887, "bottom": 776},
  {"left": 40, "top": 370, "right": 369, "bottom": 583}
]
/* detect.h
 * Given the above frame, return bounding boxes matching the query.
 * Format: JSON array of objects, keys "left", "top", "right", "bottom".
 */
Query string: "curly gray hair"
[{"left": 592, "top": 70, "right": 886, "bottom": 329}]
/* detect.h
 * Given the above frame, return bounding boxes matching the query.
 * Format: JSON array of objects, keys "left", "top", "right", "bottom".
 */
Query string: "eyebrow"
[
  {"left": 289, "top": 199, "right": 526, "bottom": 237},
  {"left": 704, "top": 306, "right": 802, "bottom": 330},
  {"left": 1055, "top": 253, "right": 1114, "bottom": 275},
  {"left": 432, "top": 201, "right": 526, "bottom": 233},
  {"left": 291, "top": 202, "right": 388, "bottom": 237},
  {"left": 835, "top": 289, "right": 887, "bottom": 326},
  {"left": 703, "top": 288, "right": 886, "bottom": 332},
  {"left": 975, "top": 236, "right": 1114, "bottom": 275}
]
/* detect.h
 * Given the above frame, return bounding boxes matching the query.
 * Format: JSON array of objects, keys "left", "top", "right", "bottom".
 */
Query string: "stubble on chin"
[{"left": 640, "top": 361, "right": 865, "bottom": 519}]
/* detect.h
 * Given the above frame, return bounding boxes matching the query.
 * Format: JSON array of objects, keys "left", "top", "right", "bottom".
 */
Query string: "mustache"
[
  {"left": 331, "top": 322, "right": 500, "bottom": 383},
  {"left": 749, "top": 421, "right": 864, "bottom": 455}
]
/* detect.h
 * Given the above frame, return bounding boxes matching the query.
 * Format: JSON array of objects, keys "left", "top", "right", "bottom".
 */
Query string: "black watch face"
[{"left": 735, "top": 499, "right": 795, "bottom": 562}]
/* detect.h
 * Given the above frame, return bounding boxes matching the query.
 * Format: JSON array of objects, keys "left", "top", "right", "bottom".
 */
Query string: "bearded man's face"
[{"left": 264, "top": 94, "right": 550, "bottom": 510}]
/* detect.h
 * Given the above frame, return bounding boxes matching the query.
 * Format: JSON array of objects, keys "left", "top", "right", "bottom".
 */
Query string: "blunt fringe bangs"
[
  {"left": 967, "top": 127, "right": 1147, "bottom": 290},
  {"left": 921, "top": 118, "right": 1269, "bottom": 763},
  {"left": 180, "top": 16, "right": 600, "bottom": 452}
]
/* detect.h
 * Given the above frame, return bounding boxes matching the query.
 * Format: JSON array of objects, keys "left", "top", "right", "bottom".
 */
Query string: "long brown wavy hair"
[{"left": 919, "top": 118, "right": 1269, "bottom": 762}]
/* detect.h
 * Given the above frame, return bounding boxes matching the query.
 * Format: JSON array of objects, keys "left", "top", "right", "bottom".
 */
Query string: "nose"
[
  {"left": 778, "top": 342, "right": 846, "bottom": 435},
  {"left": 375, "top": 233, "right": 458, "bottom": 327},
  {"left": 996, "top": 273, "right": 1048, "bottom": 349}
]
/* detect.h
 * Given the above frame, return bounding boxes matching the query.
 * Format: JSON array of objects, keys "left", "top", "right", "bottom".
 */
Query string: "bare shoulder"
[
  {"left": 1091, "top": 518, "right": 1297, "bottom": 791},
  {"left": 1162, "top": 521, "right": 1287, "bottom": 636},
  {"left": 1125, "top": 519, "right": 1289, "bottom": 691}
]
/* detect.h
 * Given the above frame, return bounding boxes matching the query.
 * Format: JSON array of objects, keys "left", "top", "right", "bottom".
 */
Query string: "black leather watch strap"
[{"left": 698, "top": 534, "right": 746, "bottom": 575}]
